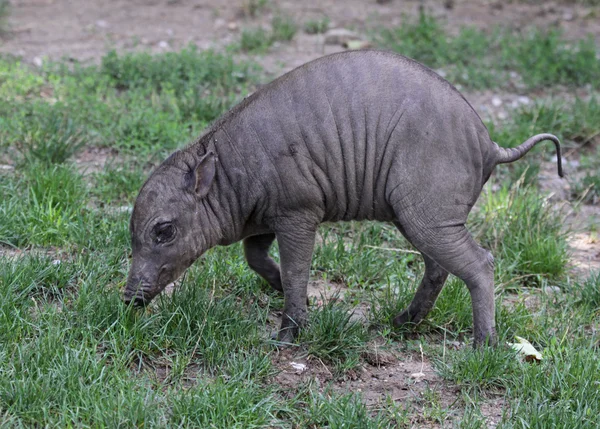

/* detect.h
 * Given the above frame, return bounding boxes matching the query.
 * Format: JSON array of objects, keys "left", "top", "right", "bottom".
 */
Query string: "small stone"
[
  {"left": 498, "top": 111, "right": 508, "bottom": 120},
  {"left": 158, "top": 40, "right": 169, "bottom": 49},
  {"left": 541, "top": 4, "right": 557, "bottom": 15},
  {"left": 410, "top": 372, "right": 426, "bottom": 381},
  {"left": 0, "top": 165, "right": 14, "bottom": 170},
  {"left": 214, "top": 18, "right": 226, "bottom": 29},
  {"left": 446, "top": 340, "right": 463, "bottom": 349},
  {"left": 290, "top": 362, "right": 307, "bottom": 374},
  {"left": 95, "top": 20, "right": 109, "bottom": 29},
  {"left": 543, "top": 286, "right": 562, "bottom": 294},
  {"left": 362, "top": 349, "right": 397, "bottom": 366},
  {"left": 227, "top": 22, "right": 239, "bottom": 31},
  {"left": 562, "top": 11, "right": 574, "bottom": 21},
  {"left": 491, "top": 96, "right": 503, "bottom": 107},
  {"left": 324, "top": 28, "right": 362, "bottom": 46},
  {"left": 517, "top": 96, "right": 531, "bottom": 105},
  {"left": 344, "top": 40, "right": 372, "bottom": 50},
  {"left": 33, "top": 57, "right": 43, "bottom": 67}
]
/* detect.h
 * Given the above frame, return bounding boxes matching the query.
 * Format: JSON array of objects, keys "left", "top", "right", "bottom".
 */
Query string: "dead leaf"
[{"left": 508, "top": 336, "right": 543, "bottom": 362}]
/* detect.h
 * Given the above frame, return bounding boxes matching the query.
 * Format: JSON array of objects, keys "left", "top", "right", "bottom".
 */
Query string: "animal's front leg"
[{"left": 275, "top": 226, "right": 316, "bottom": 343}]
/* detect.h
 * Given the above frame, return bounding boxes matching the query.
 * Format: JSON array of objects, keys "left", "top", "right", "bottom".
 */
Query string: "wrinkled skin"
[{"left": 124, "top": 50, "right": 562, "bottom": 345}]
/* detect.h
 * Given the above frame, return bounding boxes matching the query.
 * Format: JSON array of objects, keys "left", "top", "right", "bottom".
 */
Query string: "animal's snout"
[
  {"left": 122, "top": 293, "right": 148, "bottom": 308},
  {"left": 123, "top": 276, "right": 150, "bottom": 307}
]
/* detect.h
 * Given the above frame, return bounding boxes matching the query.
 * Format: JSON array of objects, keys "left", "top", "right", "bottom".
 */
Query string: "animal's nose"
[{"left": 122, "top": 292, "right": 147, "bottom": 307}]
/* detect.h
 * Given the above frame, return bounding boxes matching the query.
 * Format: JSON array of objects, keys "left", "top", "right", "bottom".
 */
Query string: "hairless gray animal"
[{"left": 124, "top": 50, "right": 563, "bottom": 345}]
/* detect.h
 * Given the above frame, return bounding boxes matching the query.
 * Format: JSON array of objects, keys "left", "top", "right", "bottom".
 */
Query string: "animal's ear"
[{"left": 190, "top": 151, "right": 216, "bottom": 198}]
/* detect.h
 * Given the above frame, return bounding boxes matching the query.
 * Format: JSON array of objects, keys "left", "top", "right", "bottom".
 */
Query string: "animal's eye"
[{"left": 152, "top": 222, "right": 176, "bottom": 244}]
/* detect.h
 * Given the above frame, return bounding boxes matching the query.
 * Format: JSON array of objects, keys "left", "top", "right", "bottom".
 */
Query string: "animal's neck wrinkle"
[{"left": 208, "top": 122, "right": 264, "bottom": 245}]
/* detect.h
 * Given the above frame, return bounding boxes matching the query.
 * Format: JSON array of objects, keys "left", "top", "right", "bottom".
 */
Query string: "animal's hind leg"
[
  {"left": 244, "top": 233, "right": 282, "bottom": 293},
  {"left": 392, "top": 251, "right": 449, "bottom": 327},
  {"left": 394, "top": 217, "right": 497, "bottom": 345}
]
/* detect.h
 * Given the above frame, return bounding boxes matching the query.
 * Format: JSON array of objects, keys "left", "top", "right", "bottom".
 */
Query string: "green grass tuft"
[
  {"left": 301, "top": 299, "right": 368, "bottom": 372},
  {"left": 504, "top": 338, "right": 600, "bottom": 427},
  {"left": 239, "top": 27, "right": 274, "bottom": 53},
  {"left": 240, "top": 0, "right": 268, "bottom": 18},
  {"left": 304, "top": 16, "right": 330, "bottom": 34},
  {"left": 472, "top": 179, "right": 569, "bottom": 285},
  {"left": 0, "top": 164, "right": 88, "bottom": 247},
  {"left": 573, "top": 271, "right": 600, "bottom": 312},
  {"left": 0, "top": 0, "right": 9, "bottom": 34},
  {"left": 435, "top": 345, "right": 519, "bottom": 392},
  {"left": 169, "top": 378, "right": 285, "bottom": 427},
  {"left": 271, "top": 14, "right": 297, "bottom": 42},
  {"left": 13, "top": 104, "right": 87, "bottom": 165},
  {"left": 238, "top": 15, "right": 297, "bottom": 53},
  {"left": 376, "top": 10, "right": 600, "bottom": 90},
  {"left": 292, "top": 385, "right": 407, "bottom": 428}
]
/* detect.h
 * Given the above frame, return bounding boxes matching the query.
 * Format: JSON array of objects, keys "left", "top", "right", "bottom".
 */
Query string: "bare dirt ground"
[
  {"left": 1, "top": 0, "right": 599, "bottom": 425},
  {"left": 2, "top": 0, "right": 600, "bottom": 66}
]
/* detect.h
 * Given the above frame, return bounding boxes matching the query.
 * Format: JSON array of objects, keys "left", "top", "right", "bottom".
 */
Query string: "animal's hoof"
[
  {"left": 277, "top": 328, "right": 297, "bottom": 344},
  {"left": 269, "top": 329, "right": 296, "bottom": 348},
  {"left": 268, "top": 279, "right": 284, "bottom": 293},
  {"left": 392, "top": 309, "right": 415, "bottom": 327},
  {"left": 473, "top": 329, "right": 498, "bottom": 347}
]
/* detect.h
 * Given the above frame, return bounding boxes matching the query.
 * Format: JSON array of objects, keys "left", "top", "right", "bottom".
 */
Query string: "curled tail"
[{"left": 495, "top": 133, "right": 564, "bottom": 178}]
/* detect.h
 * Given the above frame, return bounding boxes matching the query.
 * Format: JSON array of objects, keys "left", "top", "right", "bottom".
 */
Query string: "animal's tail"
[{"left": 494, "top": 133, "right": 564, "bottom": 178}]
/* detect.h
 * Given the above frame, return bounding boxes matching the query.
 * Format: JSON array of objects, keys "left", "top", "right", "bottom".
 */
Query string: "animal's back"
[{"left": 203, "top": 50, "right": 496, "bottom": 225}]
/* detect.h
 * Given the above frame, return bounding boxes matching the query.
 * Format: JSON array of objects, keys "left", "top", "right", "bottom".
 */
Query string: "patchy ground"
[{"left": 2, "top": 0, "right": 600, "bottom": 66}]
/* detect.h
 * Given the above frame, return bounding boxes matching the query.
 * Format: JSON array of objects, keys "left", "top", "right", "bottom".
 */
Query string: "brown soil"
[{"left": 2, "top": 0, "right": 600, "bottom": 71}]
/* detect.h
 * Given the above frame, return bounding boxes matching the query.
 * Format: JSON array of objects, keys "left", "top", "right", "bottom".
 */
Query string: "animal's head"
[{"left": 123, "top": 150, "right": 216, "bottom": 306}]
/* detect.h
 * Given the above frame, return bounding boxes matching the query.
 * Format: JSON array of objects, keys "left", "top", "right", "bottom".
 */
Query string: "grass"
[
  {"left": 239, "top": 27, "right": 274, "bottom": 53},
  {"left": 473, "top": 178, "right": 569, "bottom": 284},
  {"left": 14, "top": 106, "right": 87, "bottom": 166},
  {"left": 376, "top": 10, "right": 600, "bottom": 91},
  {"left": 571, "top": 145, "right": 600, "bottom": 203},
  {"left": 0, "top": 0, "right": 8, "bottom": 34},
  {"left": 0, "top": 14, "right": 598, "bottom": 426},
  {"left": 0, "top": 46, "right": 256, "bottom": 160},
  {"left": 271, "top": 15, "right": 298, "bottom": 42},
  {"left": 300, "top": 299, "right": 368, "bottom": 373},
  {"left": 238, "top": 15, "right": 298, "bottom": 53},
  {"left": 519, "top": 0, "right": 600, "bottom": 4},
  {"left": 487, "top": 96, "right": 600, "bottom": 200},
  {"left": 240, "top": 0, "right": 269, "bottom": 18},
  {"left": 304, "top": 16, "right": 330, "bottom": 34}
]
